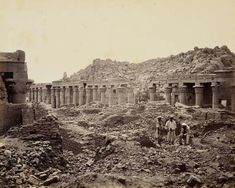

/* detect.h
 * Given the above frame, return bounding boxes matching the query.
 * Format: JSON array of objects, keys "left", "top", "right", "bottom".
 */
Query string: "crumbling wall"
[
  {"left": 0, "top": 103, "right": 24, "bottom": 134},
  {"left": 0, "top": 103, "right": 48, "bottom": 135},
  {"left": 22, "top": 103, "right": 48, "bottom": 125}
]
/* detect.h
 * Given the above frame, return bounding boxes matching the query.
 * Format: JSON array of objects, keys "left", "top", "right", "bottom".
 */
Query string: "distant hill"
[{"left": 67, "top": 46, "right": 235, "bottom": 86}]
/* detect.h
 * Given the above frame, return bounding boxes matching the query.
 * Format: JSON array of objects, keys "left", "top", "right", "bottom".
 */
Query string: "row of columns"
[
  {"left": 29, "top": 85, "right": 136, "bottom": 108},
  {"left": 164, "top": 82, "right": 220, "bottom": 108}
]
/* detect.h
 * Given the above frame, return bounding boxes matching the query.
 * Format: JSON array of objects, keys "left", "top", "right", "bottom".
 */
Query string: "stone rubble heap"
[
  {"left": 0, "top": 114, "right": 66, "bottom": 187},
  {"left": 68, "top": 46, "right": 235, "bottom": 86},
  {"left": 56, "top": 102, "right": 235, "bottom": 187}
]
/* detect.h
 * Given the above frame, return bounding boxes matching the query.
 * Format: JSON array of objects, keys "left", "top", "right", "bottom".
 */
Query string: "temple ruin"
[
  {"left": 0, "top": 50, "right": 32, "bottom": 134},
  {"left": 29, "top": 68, "right": 235, "bottom": 112}
]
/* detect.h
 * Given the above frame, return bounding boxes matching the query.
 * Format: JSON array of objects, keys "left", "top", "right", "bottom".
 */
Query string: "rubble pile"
[
  {"left": 0, "top": 102, "right": 234, "bottom": 187},
  {"left": 0, "top": 114, "right": 66, "bottom": 187},
  {"left": 56, "top": 102, "right": 235, "bottom": 187},
  {"left": 68, "top": 46, "right": 235, "bottom": 86}
]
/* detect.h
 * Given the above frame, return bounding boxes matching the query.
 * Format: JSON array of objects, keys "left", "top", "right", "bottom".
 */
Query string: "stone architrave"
[{"left": 194, "top": 84, "right": 204, "bottom": 107}]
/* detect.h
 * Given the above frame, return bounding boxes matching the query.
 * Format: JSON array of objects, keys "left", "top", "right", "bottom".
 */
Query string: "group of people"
[{"left": 154, "top": 115, "right": 190, "bottom": 146}]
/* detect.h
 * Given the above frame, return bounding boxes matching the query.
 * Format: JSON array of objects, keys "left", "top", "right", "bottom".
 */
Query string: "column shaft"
[
  {"left": 149, "top": 87, "right": 156, "bottom": 102},
  {"left": 46, "top": 86, "right": 51, "bottom": 104},
  {"left": 93, "top": 86, "right": 98, "bottom": 101},
  {"left": 73, "top": 86, "right": 78, "bottom": 105},
  {"left": 51, "top": 87, "right": 56, "bottom": 108},
  {"left": 56, "top": 87, "right": 61, "bottom": 108},
  {"left": 179, "top": 85, "right": 187, "bottom": 105},
  {"left": 165, "top": 87, "right": 172, "bottom": 104},
  {"left": 35, "top": 88, "right": 39, "bottom": 102},
  {"left": 194, "top": 85, "right": 204, "bottom": 107},
  {"left": 86, "top": 87, "right": 93, "bottom": 105},
  {"left": 212, "top": 84, "right": 219, "bottom": 108},
  {"left": 127, "top": 87, "right": 135, "bottom": 104},
  {"left": 100, "top": 87, "right": 106, "bottom": 104},
  {"left": 117, "top": 87, "right": 126, "bottom": 105},
  {"left": 231, "top": 85, "right": 235, "bottom": 112},
  {"left": 79, "top": 87, "right": 85, "bottom": 105}
]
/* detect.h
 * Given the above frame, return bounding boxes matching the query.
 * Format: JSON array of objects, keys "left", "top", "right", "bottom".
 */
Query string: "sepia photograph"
[{"left": 0, "top": 0, "right": 235, "bottom": 187}]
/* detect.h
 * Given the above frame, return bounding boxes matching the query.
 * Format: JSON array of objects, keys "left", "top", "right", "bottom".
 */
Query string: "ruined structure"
[
  {"left": 0, "top": 50, "right": 32, "bottom": 134},
  {"left": 148, "top": 69, "right": 235, "bottom": 112},
  {"left": 29, "top": 68, "right": 235, "bottom": 113},
  {"left": 29, "top": 79, "right": 138, "bottom": 108}
]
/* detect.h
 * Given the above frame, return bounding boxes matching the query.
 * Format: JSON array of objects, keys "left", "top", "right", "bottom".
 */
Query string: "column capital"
[
  {"left": 100, "top": 86, "right": 106, "bottom": 92},
  {"left": 211, "top": 82, "right": 219, "bottom": 87}
]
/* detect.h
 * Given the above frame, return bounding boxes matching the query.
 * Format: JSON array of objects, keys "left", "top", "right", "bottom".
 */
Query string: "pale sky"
[{"left": 0, "top": 0, "right": 235, "bottom": 83}]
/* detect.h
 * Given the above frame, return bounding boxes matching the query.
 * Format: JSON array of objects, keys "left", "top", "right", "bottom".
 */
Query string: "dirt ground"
[
  {"left": 0, "top": 102, "right": 235, "bottom": 188},
  {"left": 54, "top": 102, "right": 235, "bottom": 188}
]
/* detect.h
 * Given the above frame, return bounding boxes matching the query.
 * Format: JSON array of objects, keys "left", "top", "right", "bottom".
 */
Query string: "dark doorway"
[{"left": 202, "top": 82, "right": 212, "bottom": 108}]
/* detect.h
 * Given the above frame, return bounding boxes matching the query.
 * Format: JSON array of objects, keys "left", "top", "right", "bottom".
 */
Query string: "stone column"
[
  {"left": 79, "top": 86, "right": 85, "bottom": 105},
  {"left": 127, "top": 87, "right": 135, "bottom": 104},
  {"left": 35, "top": 88, "right": 39, "bottom": 102},
  {"left": 165, "top": 86, "right": 172, "bottom": 105},
  {"left": 149, "top": 86, "right": 156, "bottom": 102},
  {"left": 212, "top": 83, "right": 219, "bottom": 108},
  {"left": 59, "top": 87, "right": 65, "bottom": 106},
  {"left": 231, "top": 84, "right": 235, "bottom": 113},
  {"left": 32, "top": 88, "right": 35, "bottom": 102},
  {"left": 194, "top": 84, "right": 204, "bottom": 107},
  {"left": 51, "top": 87, "right": 56, "bottom": 108},
  {"left": 42, "top": 88, "right": 46, "bottom": 102},
  {"left": 29, "top": 88, "right": 32, "bottom": 101},
  {"left": 46, "top": 86, "right": 51, "bottom": 104},
  {"left": 65, "top": 86, "right": 70, "bottom": 105},
  {"left": 92, "top": 86, "right": 98, "bottom": 102},
  {"left": 171, "top": 86, "right": 178, "bottom": 106},
  {"left": 73, "top": 86, "right": 78, "bottom": 105},
  {"left": 117, "top": 86, "right": 126, "bottom": 105},
  {"left": 108, "top": 87, "right": 115, "bottom": 106},
  {"left": 100, "top": 86, "right": 106, "bottom": 104},
  {"left": 86, "top": 86, "right": 93, "bottom": 105},
  {"left": 56, "top": 87, "right": 60, "bottom": 108},
  {"left": 179, "top": 85, "right": 187, "bottom": 105},
  {"left": 39, "top": 87, "right": 43, "bottom": 102}
]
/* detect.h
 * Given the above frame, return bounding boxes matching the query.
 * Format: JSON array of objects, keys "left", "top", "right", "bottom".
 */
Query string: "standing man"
[
  {"left": 179, "top": 123, "right": 190, "bottom": 145},
  {"left": 155, "top": 116, "right": 164, "bottom": 146},
  {"left": 165, "top": 115, "right": 177, "bottom": 145}
]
